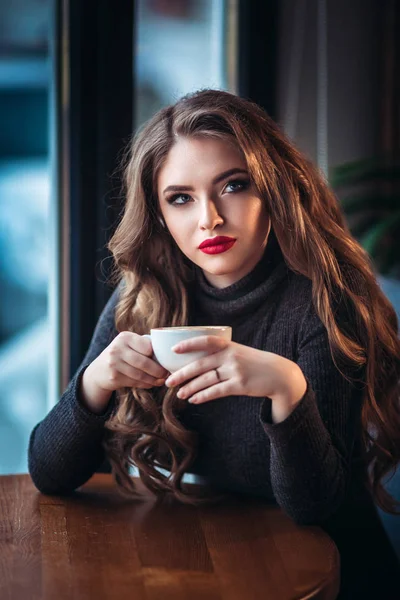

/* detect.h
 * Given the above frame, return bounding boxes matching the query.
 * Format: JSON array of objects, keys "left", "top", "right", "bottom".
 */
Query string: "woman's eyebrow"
[{"left": 162, "top": 167, "right": 248, "bottom": 195}]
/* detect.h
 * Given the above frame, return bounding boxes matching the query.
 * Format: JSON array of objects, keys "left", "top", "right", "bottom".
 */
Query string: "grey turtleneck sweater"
[{"left": 28, "top": 235, "right": 367, "bottom": 526}]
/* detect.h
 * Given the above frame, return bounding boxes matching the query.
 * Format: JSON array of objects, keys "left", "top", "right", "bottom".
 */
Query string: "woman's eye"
[
  {"left": 225, "top": 179, "right": 250, "bottom": 193},
  {"left": 169, "top": 193, "right": 191, "bottom": 205},
  {"left": 168, "top": 180, "right": 249, "bottom": 205}
]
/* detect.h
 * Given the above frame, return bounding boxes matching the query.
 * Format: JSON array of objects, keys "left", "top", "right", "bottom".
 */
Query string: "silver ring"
[{"left": 214, "top": 368, "right": 221, "bottom": 382}]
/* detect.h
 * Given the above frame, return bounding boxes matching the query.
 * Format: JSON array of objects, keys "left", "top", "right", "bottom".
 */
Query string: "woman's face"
[{"left": 157, "top": 136, "right": 271, "bottom": 289}]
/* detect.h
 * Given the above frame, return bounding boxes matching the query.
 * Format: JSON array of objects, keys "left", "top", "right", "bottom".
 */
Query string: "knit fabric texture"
[{"left": 28, "top": 235, "right": 367, "bottom": 525}]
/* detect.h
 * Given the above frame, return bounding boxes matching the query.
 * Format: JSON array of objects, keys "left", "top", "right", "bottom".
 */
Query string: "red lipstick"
[{"left": 199, "top": 236, "right": 236, "bottom": 254}]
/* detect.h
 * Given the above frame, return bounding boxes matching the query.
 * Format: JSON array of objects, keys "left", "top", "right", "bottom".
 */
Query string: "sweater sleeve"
[
  {"left": 259, "top": 301, "right": 365, "bottom": 525},
  {"left": 28, "top": 282, "right": 123, "bottom": 495}
]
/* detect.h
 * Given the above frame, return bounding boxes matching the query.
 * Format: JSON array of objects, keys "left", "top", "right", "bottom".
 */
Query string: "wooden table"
[{"left": 0, "top": 473, "right": 340, "bottom": 600}]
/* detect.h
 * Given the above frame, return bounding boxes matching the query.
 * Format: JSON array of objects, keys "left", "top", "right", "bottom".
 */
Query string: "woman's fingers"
[
  {"left": 165, "top": 355, "right": 219, "bottom": 387},
  {"left": 124, "top": 348, "right": 169, "bottom": 380},
  {"left": 177, "top": 369, "right": 221, "bottom": 398},
  {"left": 172, "top": 335, "right": 228, "bottom": 354},
  {"left": 118, "top": 360, "right": 166, "bottom": 387}
]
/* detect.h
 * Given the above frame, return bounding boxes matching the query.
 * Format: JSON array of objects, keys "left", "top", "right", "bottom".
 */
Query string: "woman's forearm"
[{"left": 269, "top": 361, "right": 308, "bottom": 423}]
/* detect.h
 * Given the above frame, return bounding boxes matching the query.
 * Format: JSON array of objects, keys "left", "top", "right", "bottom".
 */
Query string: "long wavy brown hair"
[{"left": 103, "top": 88, "right": 400, "bottom": 513}]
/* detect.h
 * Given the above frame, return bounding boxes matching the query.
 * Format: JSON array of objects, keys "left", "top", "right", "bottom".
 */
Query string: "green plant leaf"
[
  {"left": 361, "top": 212, "right": 400, "bottom": 257},
  {"left": 349, "top": 215, "right": 386, "bottom": 239},
  {"left": 330, "top": 156, "right": 400, "bottom": 188},
  {"left": 381, "top": 247, "right": 400, "bottom": 275},
  {"left": 340, "top": 194, "right": 400, "bottom": 214}
]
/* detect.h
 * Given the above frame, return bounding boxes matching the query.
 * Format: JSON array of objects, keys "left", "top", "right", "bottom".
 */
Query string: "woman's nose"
[{"left": 198, "top": 199, "right": 224, "bottom": 230}]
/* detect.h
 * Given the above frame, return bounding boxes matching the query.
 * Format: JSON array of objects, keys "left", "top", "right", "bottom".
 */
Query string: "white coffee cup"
[{"left": 143, "top": 326, "right": 232, "bottom": 373}]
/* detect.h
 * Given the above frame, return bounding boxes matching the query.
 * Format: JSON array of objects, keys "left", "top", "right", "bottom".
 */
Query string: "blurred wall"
[{"left": 276, "top": 0, "right": 380, "bottom": 169}]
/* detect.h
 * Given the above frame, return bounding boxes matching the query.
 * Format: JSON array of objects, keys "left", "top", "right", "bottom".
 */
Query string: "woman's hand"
[
  {"left": 80, "top": 332, "right": 169, "bottom": 414},
  {"left": 164, "top": 336, "right": 307, "bottom": 421}
]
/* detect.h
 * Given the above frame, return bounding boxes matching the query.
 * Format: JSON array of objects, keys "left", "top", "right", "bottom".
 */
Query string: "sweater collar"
[{"left": 189, "top": 232, "right": 289, "bottom": 326}]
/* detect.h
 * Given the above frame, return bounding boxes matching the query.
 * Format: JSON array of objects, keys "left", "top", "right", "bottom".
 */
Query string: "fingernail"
[{"left": 155, "top": 379, "right": 165, "bottom": 386}]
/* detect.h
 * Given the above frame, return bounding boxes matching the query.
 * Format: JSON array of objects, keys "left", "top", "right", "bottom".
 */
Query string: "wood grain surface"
[{"left": 0, "top": 474, "right": 340, "bottom": 600}]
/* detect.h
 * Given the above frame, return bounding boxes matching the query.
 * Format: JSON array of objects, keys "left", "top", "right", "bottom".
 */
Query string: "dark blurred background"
[{"left": 0, "top": 0, "right": 398, "bottom": 558}]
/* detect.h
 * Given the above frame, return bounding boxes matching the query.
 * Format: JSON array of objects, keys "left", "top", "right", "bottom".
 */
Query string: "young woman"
[{"left": 29, "top": 89, "right": 400, "bottom": 595}]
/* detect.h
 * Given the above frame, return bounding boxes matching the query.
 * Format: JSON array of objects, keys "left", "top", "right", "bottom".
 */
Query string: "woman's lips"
[{"left": 199, "top": 240, "right": 236, "bottom": 254}]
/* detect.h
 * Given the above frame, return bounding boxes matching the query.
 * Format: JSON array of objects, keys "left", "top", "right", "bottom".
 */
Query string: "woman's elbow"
[
  {"left": 29, "top": 472, "right": 74, "bottom": 496},
  {"left": 282, "top": 487, "right": 347, "bottom": 526}
]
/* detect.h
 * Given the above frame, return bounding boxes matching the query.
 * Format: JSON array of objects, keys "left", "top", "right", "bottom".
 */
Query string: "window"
[
  {"left": 0, "top": 0, "right": 53, "bottom": 474},
  {"left": 135, "top": 0, "right": 234, "bottom": 127}
]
